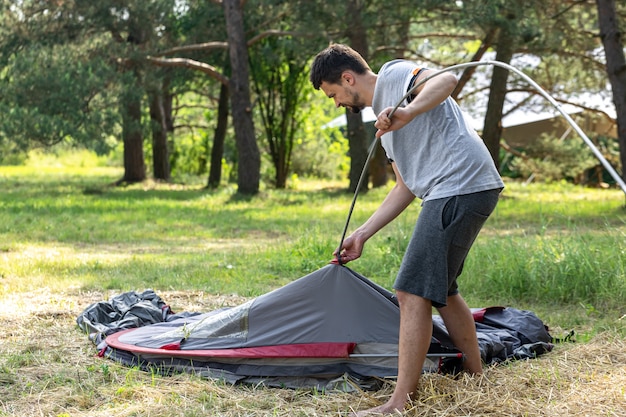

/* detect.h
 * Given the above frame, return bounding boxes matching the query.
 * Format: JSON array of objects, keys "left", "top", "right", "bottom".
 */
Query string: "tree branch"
[
  {"left": 145, "top": 56, "right": 229, "bottom": 86},
  {"left": 155, "top": 29, "right": 301, "bottom": 58},
  {"left": 452, "top": 27, "right": 498, "bottom": 100},
  {"left": 173, "top": 123, "right": 211, "bottom": 131},
  {"left": 246, "top": 29, "right": 302, "bottom": 46},
  {"left": 500, "top": 140, "right": 528, "bottom": 158},
  {"left": 157, "top": 41, "right": 228, "bottom": 56},
  {"left": 502, "top": 87, "right": 616, "bottom": 124},
  {"left": 551, "top": 0, "right": 588, "bottom": 19}
]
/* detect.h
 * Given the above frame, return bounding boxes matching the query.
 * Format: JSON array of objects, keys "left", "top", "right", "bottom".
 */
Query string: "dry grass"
[{"left": 1, "top": 290, "right": 625, "bottom": 417}]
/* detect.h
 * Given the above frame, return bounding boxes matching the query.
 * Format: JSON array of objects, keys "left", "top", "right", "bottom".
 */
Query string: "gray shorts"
[{"left": 393, "top": 188, "right": 501, "bottom": 308}]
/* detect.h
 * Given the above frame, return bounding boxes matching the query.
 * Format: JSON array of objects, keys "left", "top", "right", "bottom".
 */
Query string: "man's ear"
[{"left": 341, "top": 71, "right": 355, "bottom": 85}]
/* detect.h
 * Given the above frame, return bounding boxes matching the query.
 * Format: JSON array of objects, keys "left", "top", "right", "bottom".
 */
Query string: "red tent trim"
[{"left": 106, "top": 329, "right": 357, "bottom": 358}]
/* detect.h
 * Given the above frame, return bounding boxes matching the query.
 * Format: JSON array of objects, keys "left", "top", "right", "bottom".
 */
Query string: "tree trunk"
[
  {"left": 370, "top": 137, "right": 389, "bottom": 188},
  {"left": 223, "top": 0, "right": 260, "bottom": 195},
  {"left": 275, "top": 140, "right": 288, "bottom": 189},
  {"left": 118, "top": 17, "right": 147, "bottom": 185},
  {"left": 596, "top": 0, "right": 626, "bottom": 181},
  {"left": 345, "top": 0, "right": 377, "bottom": 193},
  {"left": 120, "top": 83, "right": 146, "bottom": 183},
  {"left": 346, "top": 111, "right": 369, "bottom": 193},
  {"left": 149, "top": 88, "right": 171, "bottom": 181},
  {"left": 208, "top": 83, "right": 229, "bottom": 188},
  {"left": 163, "top": 89, "right": 174, "bottom": 134},
  {"left": 481, "top": 26, "right": 515, "bottom": 171}
]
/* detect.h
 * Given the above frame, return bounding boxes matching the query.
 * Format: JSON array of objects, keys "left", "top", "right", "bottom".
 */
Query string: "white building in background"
[{"left": 323, "top": 53, "right": 617, "bottom": 149}]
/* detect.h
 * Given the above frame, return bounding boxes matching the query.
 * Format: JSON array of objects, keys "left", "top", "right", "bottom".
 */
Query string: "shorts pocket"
[{"left": 451, "top": 210, "right": 489, "bottom": 249}]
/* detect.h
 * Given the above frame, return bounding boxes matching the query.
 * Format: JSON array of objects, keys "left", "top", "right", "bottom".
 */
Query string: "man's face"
[{"left": 319, "top": 80, "right": 365, "bottom": 114}]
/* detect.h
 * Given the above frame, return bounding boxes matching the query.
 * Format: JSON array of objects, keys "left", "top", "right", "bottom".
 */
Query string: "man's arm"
[
  {"left": 374, "top": 69, "right": 458, "bottom": 137},
  {"left": 335, "top": 163, "right": 415, "bottom": 263}
]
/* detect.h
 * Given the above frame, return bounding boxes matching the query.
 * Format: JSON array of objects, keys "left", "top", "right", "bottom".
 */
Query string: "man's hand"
[
  {"left": 374, "top": 69, "right": 458, "bottom": 139},
  {"left": 374, "top": 107, "right": 412, "bottom": 138},
  {"left": 333, "top": 233, "right": 365, "bottom": 264}
]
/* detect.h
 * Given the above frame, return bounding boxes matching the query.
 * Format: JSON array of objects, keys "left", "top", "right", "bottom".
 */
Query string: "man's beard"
[{"left": 346, "top": 89, "right": 364, "bottom": 114}]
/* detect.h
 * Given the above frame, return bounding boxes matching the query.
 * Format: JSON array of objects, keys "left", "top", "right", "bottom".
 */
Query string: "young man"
[{"left": 310, "top": 44, "right": 504, "bottom": 415}]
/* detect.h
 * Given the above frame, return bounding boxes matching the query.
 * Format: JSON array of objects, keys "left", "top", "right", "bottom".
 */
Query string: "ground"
[{"left": 1, "top": 289, "right": 625, "bottom": 417}]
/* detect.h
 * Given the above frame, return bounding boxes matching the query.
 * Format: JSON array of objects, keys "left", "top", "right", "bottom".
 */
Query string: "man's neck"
[{"left": 360, "top": 71, "right": 378, "bottom": 107}]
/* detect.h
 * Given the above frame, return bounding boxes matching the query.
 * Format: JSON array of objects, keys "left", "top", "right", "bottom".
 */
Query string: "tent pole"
[
  {"left": 413, "top": 61, "right": 626, "bottom": 196},
  {"left": 337, "top": 61, "right": 626, "bottom": 254},
  {"left": 336, "top": 135, "right": 380, "bottom": 263},
  {"left": 349, "top": 353, "right": 463, "bottom": 358}
]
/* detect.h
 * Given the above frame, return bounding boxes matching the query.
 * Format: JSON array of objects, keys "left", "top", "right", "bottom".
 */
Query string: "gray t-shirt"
[{"left": 372, "top": 60, "right": 504, "bottom": 201}]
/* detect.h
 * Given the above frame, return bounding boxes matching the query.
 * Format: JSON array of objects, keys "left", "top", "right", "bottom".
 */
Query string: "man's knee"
[{"left": 395, "top": 290, "right": 432, "bottom": 308}]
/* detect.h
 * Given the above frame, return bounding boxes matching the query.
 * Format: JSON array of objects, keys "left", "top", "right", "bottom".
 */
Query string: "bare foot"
[{"left": 353, "top": 402, "right": 404, "bottom": 416}]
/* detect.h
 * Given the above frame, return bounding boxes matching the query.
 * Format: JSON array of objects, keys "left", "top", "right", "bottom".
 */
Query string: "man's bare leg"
[
  {"left": 355, "top": 291, "right": 433, "bottom": 416},
  {"left": 436, "top": 293, "right": 482, "bottom": 374}
]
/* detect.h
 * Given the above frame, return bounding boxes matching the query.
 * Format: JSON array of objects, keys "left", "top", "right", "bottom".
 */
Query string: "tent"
[{"left": 77, "top": 264, "right": 553, "bottom": 391}]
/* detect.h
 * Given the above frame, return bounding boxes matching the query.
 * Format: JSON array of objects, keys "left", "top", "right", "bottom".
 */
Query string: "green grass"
[
  {"left": 1, "top": 166, "right": 626, "bottom": 417},
  {"left": 1, "top": 166, "right": 625, "bottom": 337}
]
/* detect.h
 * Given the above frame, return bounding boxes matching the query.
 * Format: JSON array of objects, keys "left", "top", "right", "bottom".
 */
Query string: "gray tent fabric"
[
  {"left": 77, "top": 264, "right": 553, "bottom": 391},
  {"left": 114, "top": 264, "right": 402, "bottom": 351}
]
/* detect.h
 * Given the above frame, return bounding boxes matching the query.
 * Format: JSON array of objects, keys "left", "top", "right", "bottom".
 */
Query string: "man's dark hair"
[{"left": 309, "top": 44, "right": 371, "bottom": 90}]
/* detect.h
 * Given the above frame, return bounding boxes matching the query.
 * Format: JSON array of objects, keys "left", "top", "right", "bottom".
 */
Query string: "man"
[{"left": 309, "top": 44, "right": 504, "bottom": 415}]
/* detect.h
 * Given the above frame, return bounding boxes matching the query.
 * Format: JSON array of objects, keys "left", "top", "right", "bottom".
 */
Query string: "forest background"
[{"left": 1, "top": 0, "right": 625, "bottom": 195}]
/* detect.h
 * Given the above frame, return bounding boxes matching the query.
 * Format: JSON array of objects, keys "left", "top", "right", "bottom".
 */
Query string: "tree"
[
  {"left": 151, "top": 0, "right": 231, "bottom": 186},
  {"left": 596, "top": 0, "right": 626, "bottom": 182},
  {"left": 223, "top": 0, "right": 261, "bottom": 194},
  {"left": 116, "top": 9, "right": 150, "bottom": 184},
  {"left": 481, "top": 22, "right": 516, "bottom": 171},
  {"left": 99, "top": 0, "right": 208, "bottom": 183},
  {"left": 144, "top": 1, "right": 317, "bottom": 193},
  {"left": 453, "top": 0, "right": 545, "bottom": 171},
  {"left": 0, "top": 3, "right": 119, "bottom": 157},
  {"left": 208, "top": 83, "right": 230, "bottom": 188},
  {"left": 119, "top": 70, "right": 147, "bottom": 183},
  {"left": 250, "top": 36, "right": 310, "bottom": 188},
  {"left": 305, "top": 0, "right": 421, "bottom": 192},
  {"left": 344, "top": 0, "right": 373, "bottom": 194},
  {"left": 148, "top": 76, "right": 172, "bottom": 182},
  {"left": 0, "top": 0, "right": 185, "bottom": 182},
  {"left": 405, "top": 0, "right": 622, "bottom": 179}
]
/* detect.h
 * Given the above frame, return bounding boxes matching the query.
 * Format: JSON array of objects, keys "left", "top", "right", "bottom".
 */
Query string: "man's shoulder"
[{"left": 379, "top": 59, "right": 412, "bottom": 72}]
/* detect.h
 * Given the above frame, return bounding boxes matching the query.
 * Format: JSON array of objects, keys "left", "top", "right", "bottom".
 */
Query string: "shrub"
[{"left": 511, "top": 133, "right": 598, "bottom": 184}]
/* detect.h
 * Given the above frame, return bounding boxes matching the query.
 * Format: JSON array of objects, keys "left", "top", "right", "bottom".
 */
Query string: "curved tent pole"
[
  {"left": 336, "top": 60, "right": 626, "bottom": 261},
  {"left": 420, "top": 61, "right": 626, "bottom": 195}
]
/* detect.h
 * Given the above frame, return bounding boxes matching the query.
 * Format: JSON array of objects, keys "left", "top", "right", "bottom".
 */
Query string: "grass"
[{"left": 1, "top": 166, "right": 626, "bottom": 416}]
